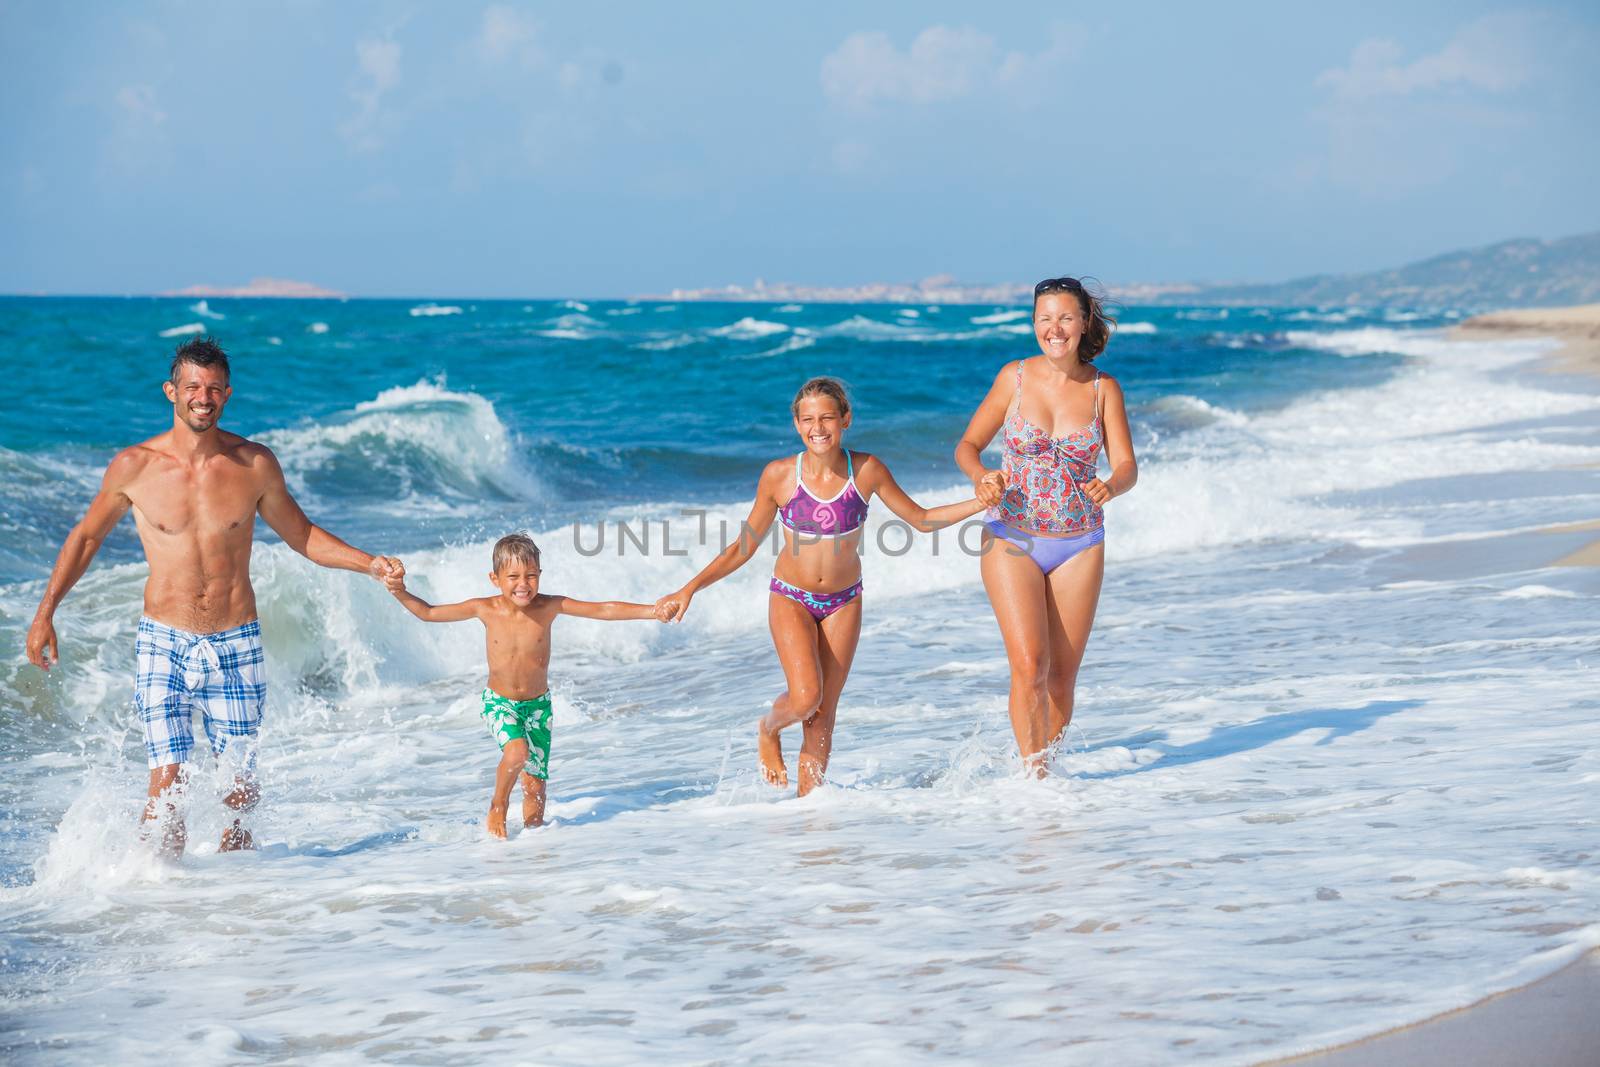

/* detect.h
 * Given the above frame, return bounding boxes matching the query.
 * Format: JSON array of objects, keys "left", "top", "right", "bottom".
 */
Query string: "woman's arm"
[
  {"left": 657, "top": 462, "right": 784, "bottom": 621},
  {"left": 856, "top": 454, "right": 990, "bottom": 532},
  {"left": 1084, "top": 375, "right": 1138, "bottom": 505},
  {"left": 954, "top": 361, "right": 1018, "bottom": 507}
]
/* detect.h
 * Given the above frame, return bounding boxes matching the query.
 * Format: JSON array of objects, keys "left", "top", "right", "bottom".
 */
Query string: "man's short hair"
[
  {"left": 492, "top": 534, "right": 541, "bottom": 573},
  {"left": 171, "top": 336, "right": 230, "bottom": 382}
]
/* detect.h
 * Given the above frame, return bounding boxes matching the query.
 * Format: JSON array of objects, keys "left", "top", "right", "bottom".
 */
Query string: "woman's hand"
[
  {"left": 1083, "top": 477, "right": 1113, "bottom": 506},
  {"left": 655, "top": 588, "right": 693, "bottom": 622},
  {"left": 973, "top": 469, "right": 1006, "bottom": 507}
]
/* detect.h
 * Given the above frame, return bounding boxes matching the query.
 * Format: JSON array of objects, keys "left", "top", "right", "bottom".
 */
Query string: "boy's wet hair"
[
  {"left": 492, "top": 533, "right": 541, "bottom": 573},
  {"left": 171, "top": 336, "right": 230, "bottom": 382},
  {"left": 792, "top": 376, "right": 851, "bottom": 418}
]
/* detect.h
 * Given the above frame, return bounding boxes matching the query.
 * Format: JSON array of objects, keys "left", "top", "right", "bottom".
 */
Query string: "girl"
[{"left": 658, "top": 377, "right": 989, "bottom": 796}]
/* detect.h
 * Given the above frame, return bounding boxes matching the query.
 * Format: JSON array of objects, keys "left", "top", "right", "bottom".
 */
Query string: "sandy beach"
[
  {"left": 1266, "top": 305, "right": 1600, "bottom": 1064},
  {"left": 1452, "top": 303, "right": 1600, "bottom": 376}
]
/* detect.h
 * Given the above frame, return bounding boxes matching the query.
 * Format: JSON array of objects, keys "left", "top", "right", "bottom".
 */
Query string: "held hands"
[
  {"left": 26, "top": 614, "right": 59, "bottom": 670},
  {"left": 973, "top": 469, "right": 1007, "bottom": 507},
  {"left": 369, "top": 555, "right": 405, "bottom": 587},
  {"left": 654, "top": 588, "right": 692, "bottom": 623}
]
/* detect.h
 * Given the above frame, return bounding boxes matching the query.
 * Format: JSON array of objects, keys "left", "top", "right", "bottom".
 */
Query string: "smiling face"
[
  {"left": 162, "top": 361, "right": 232, "bottom": 434},
  {"left": 1033, "top": 291, "right": 1088, "bottom": 362},
  {"left": 792, "top": 394, "right": 851, "bottom": 455},
  {"left": 490, "top": 559, "right": 541, "bottom": 607}
]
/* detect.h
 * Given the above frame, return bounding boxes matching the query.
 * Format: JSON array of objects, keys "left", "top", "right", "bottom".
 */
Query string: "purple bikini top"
[{"left": 778, "top": 450, "right": 869, "bottom": 537}]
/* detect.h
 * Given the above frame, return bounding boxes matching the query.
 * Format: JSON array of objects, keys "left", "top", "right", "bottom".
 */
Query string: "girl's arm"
[
  {"left": 954, "top": 361, "right": 1018, "bottom": 507},
  {"left": 857, "top": 454, "right": 991, "bottom": 532},
  {"left": 551, "top": 596, "right": 660, "bottom": 622},
  {"left": 657, "top": 462, "right": 785, "bottom": 621},
  {"left": 1084, "top": 375, "right": 1138, "bottom": 505},
  {"left": 388, "top": 575, "right": 486, "bottom": 623}
]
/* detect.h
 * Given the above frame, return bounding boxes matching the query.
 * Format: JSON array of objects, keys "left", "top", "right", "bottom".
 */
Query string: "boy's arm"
[
  {"left": 550, "top": 596, "right": 659, "bottom": 622},
  {"left": 390, "top": 582, "right": 486, "bottom": 623}
]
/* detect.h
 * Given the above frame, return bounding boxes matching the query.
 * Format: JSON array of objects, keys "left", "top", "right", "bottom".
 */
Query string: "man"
[{"left": 25, "top": 336, "right": 403, "bottom": 855}]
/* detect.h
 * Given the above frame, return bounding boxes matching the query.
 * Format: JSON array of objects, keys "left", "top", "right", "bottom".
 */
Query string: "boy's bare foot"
[
  {"left": 523, "top": 815, "right": 544, "bottom": 829},
  {"left": 219, "top": 820, "right": 254, "bottom": 851},
  {"left": 796, "top": 754, "right": 826, "bottom": 797},
  {"left": 486, "top": 807, "right": 508, "bottom": 839},
  {"left": 758, "top": 720, "right": 788, "bottom": 787}
]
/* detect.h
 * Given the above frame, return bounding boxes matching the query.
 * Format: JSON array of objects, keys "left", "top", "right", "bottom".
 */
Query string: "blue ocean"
[{"left": 2, "top": 296, "right": 1597, "bottom": 1064}]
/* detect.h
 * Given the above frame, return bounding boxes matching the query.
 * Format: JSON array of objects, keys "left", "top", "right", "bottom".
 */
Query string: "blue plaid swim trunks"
[{"left": 134, "top": 617, "right": 267, "bottom": 770}]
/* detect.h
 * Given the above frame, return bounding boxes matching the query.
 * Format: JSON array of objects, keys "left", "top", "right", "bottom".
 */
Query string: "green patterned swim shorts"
[{"left": 480, "top": 688, "right": 553, "bottom": 780}]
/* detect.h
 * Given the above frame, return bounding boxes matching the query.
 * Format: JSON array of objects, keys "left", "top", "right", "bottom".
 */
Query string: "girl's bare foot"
[
  {"left": 486, "top": 806, "right": 508, "bottom": 839},
  {"left": 758, "top": 721, "right": 788, "bottom": 787},
  {"left": 219, "top": 820, "right": 254, "bottom": 851},
  {"left": 796, "top": 754, "right": 826, "bottom": 797}
]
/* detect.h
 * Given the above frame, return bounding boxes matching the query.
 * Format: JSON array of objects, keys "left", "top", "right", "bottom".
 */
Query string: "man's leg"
[
  {"left": 202, "top": 622, "right": 267, "bottom": 852},
  {"left": 142, "top": 764, "right": 189, "bottom": 857}
]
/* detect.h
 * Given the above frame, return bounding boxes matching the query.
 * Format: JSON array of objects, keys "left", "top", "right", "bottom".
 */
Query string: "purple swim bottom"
[
  {"left": 770, "top": 576, "right": 864, "bottom": 620},
  {"left": 985, "top": 521, "right": 1105, "bottom": 575}
]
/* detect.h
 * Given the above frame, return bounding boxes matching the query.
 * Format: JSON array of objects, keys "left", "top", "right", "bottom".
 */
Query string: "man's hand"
[
  {"left": 369, "top": 556, "right": 404, "bottom": 583},
  {"left": 26, "top": 614, "right": 59, "bottom": 670}
]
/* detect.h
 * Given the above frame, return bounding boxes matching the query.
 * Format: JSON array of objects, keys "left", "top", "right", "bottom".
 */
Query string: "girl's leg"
[
  {"left": 798, "top": 595, "right": 863, "bottom": 797},
  {"left": 980, "top": 532, "right": 1052, "bottom": 776},
  {"left": 488, "top": 739, "right": 529, "bottom": 838},
  {"left": 761, "top": 593, "right": 825, "bottom": 787},
  {"left": 1042, "top": 542, "right": 1106, "bottom": 754},
  {"left": 520, "top": 772, "right": 546, "bottom": 828}
]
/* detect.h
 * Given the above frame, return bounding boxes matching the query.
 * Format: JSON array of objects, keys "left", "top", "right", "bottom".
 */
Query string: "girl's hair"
[
  {"left": 1033, "top": 275, "right": 1118, "bottom": 363},
  {"left": 791, "top": 376, "right": 851, "bottom": 418},
  {"left": 491, "top": 533, "right": 541, "bottom": 573}
]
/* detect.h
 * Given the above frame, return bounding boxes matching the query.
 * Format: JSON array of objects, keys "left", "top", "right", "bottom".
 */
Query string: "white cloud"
[
  {"left": 115, "top": 84, "right": 167, "bottom": 126},
  {"left": 478, "top": 4, "right": 541, "bottom": 66},
  {"left": 821, "top": 24, "right": 1082, "bottom": 108},
  {"left": 342, "top": 34, "right": 402, "bottom": 152},
  {"left": 821, "top": 26, "right": 999, "bottom": 106},
  {"left": 1316, "top": 13, "right": 1536, "bottom": 100}
]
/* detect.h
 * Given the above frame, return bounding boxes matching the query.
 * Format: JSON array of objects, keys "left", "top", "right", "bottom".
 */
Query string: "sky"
[{"left": 2, "top": 1, "right": 1598, "bottom": 298}]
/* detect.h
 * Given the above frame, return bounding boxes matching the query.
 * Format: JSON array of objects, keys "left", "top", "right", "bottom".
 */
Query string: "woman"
[
  {"left": 955, "top": 277, "right": 1137, "bottom": 775},
  {"left": 659, "top": 377, "right": 987, "bottom": 796}
]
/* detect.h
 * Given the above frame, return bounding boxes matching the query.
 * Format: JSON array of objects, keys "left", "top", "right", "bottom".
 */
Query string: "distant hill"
[{"left": 1169, "top": 232, "right": 1600, "bottom": 310}]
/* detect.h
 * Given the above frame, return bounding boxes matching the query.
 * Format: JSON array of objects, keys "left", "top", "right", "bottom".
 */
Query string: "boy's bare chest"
[{"left": 485, "top": 617, "right": 552, "bottom": 663}]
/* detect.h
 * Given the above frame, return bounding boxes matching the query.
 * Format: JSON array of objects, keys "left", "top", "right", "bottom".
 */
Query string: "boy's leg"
[
  {"left": 489, "top": 739, "right": 529, "bottom": 838},
  {"left": 520, "top": 773, "right": 546, "bottom": 828}
]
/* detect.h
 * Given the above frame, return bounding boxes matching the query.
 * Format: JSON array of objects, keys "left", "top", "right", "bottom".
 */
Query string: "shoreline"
[
  {"left": 1451, "top": 302, "right": 1600, "bottom": 376},
  {"left": 1261, "top": 948, "right": 1600, "bottom": 1067},
  {"left": 1456, "top": 303, "right": 1600, "bottom": 567}
]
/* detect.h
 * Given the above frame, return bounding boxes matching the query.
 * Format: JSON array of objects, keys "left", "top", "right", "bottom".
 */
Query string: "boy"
[{"left": 386, "top": 533, "right": 663, "bottom": 837}]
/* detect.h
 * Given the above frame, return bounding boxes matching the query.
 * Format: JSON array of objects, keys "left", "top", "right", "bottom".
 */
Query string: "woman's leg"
[
  {"left": 980, "top": 532, "right": 1052, "bottom": 775},
  {"left": 761, "top": 593, "right": 825, "bottom": 787},
  {"left": 798, "top": 594, "right": 863, "bottom": 797},
  {"left": 1042, "top": 541, "right": 1106, "bottom": 753}
]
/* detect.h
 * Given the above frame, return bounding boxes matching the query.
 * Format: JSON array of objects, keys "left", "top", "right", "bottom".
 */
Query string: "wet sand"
[
  {"left": 1452, "top": 303, "right": 1600, "bottom": 376},
  {"left": 1264, "top": 949, "right": 1600, "bottom": 1066}
]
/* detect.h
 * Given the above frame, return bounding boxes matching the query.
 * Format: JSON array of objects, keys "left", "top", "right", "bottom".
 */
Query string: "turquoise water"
[{"left": 2, "top": 296, "right": 1598, "bottom": 1064}]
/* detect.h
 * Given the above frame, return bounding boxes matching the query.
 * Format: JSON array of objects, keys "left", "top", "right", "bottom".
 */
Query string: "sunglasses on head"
[{"left": 1034, "top": 276, "right": 1083, "bottom": 295}]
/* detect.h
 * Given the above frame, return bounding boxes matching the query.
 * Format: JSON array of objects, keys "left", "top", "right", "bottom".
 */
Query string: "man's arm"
[
  {"left": 254, "top": 445, "right": 400, "bottom": 580},
  {"left": 27, "top": 450, "right": 140, "bottom": 669}
]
